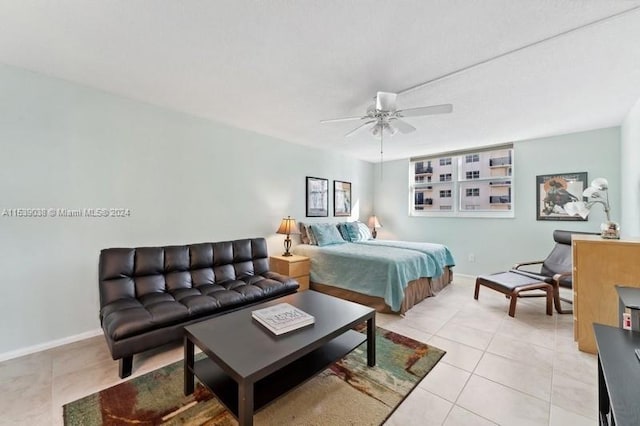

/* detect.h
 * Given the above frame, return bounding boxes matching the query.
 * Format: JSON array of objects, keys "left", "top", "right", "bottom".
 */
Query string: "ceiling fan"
[{"left": 321, "top": 91, "right": 453, "bottom": 138}]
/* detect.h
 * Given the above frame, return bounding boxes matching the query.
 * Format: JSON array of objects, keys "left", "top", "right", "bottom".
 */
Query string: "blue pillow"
[
  {"left": 345, "top": 221, "right": 372, "bottom": 242},
  {"left": 310, "top": 223, "right": 346, "bottom": 247},
  {"left": 337, "top": 222, "right": 351, "bottom": 241}
]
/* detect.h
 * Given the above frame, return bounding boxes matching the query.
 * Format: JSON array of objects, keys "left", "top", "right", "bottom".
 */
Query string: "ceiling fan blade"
[
  {"left": 320, "top": 116, "right": 366, "bottom": 124},
  {"left": 376, "top": 92, "right": 397, "bottom": 111},
  {"left": 397, "top": 103, "right": 453, "bottom": 117},
  {"left": 390, "top": 118, "right": 416, "bottom": 134},
  {"left": 345, "top": 120, "right": 376, "bottom": 137}
]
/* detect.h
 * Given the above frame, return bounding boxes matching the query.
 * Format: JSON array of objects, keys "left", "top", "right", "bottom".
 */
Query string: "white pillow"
[{"left": 355, "top": 221, "right": 373, "bottom": 241}]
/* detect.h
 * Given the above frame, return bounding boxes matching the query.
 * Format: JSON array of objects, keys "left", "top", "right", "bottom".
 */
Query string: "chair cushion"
[
  {"left": 541, "top": 244, "right": 572, "bottom": 277},
  {"left": 477, "top": 271, "right": 549, "bottom": 291},
  {"left": 508, "top": 269, "right": 554, "bottom": 284}
]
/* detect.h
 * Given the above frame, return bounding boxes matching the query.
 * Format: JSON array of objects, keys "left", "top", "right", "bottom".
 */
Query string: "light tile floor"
[
  {"left": 0, "top": 276, "right": 597, "bottom": 425},
  {"left": 382, "top": 276, "right": 597, "bottom": 426}
]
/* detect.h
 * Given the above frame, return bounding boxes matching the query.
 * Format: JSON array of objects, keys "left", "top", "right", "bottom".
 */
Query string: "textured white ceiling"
[{"left": 1, "top": 1, "right": 640, "bottom": 162}]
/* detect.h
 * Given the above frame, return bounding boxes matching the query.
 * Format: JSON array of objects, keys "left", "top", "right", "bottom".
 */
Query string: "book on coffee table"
[{"left": 251, "top": 303, "right": 315, "bottom": 335}]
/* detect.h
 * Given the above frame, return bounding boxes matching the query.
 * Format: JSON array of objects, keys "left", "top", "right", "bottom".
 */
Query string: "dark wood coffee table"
[{"left": 183, "top": 290, "right": 376, "bottom": 426}]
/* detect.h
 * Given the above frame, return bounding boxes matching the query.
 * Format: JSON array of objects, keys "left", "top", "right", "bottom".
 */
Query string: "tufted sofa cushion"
[{"left": 99, "top": 238, "right": 298, "bottom": 343}]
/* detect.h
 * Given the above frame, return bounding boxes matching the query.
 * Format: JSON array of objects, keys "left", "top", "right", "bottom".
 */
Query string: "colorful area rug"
[{"left": 64, "top": 327, "right": 445, "bottom": 425}]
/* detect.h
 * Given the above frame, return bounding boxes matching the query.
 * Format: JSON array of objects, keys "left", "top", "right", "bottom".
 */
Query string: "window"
[
  {"left": 415, "top": 192, "right": 424, "bottom": 210},
  {"left": 409, "top": 145, "right": 514, "bottom": 217}
]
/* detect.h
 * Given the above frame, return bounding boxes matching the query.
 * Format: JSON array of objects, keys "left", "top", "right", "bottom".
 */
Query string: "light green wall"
[
  {"left": 0, "top": 59, "right": 631, "bottom": 357},
  {"left": 621, "top": 98, "right": 640, "bottom": 237},
  {"left": 0, "top": 64, "right": 374, "bottom": 356},
  {"left": 373, "top": 127, "right": 621, "bottom": 276}
]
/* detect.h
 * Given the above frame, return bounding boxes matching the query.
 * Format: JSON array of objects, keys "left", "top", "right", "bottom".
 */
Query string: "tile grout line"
[{"left": 437, "top": 301, "right": 500, "bottom": 424}]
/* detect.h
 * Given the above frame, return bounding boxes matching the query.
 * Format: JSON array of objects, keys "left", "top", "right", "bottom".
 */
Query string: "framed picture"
[
  {"left": 306, "top": 176, "right": 328, "bottom": 217},
  {"left": 536, "top": 172, "right": 588, "bottom": 221},
  {"left": 333, "top": 180, "right": 352, "bottom": 217}
]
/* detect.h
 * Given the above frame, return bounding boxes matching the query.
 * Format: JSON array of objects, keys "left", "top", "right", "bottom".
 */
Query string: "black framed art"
[
  {"left": 536, "top": 172, "right": 588, "bottom": 221},
  {"left": 333, "top": 180, "right": 352, "bottom": 217},
  {"left": 306, "top": 176, "right": 328, "bottom": 217}
]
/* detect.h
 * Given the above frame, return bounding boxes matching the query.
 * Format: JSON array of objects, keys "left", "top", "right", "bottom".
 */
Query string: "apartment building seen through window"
[{"left": 410, "top": 144, "right": 514, "bottom": 217}]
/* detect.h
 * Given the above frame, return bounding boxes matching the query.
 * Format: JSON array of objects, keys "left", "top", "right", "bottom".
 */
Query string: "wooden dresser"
[
  {"left": 573, "top": 235, "right": 640, "bottom": 353},
  {"left": 269, "top": 254, "right": 310, "bottom": 291}
]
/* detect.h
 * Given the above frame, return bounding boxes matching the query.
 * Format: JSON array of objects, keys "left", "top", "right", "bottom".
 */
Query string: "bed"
[
  {"left": 356, "top": 239, "right": 454, "bottom": 293},
  {"left": 292, "top": 240, "right": 455, "bottom": 314}
]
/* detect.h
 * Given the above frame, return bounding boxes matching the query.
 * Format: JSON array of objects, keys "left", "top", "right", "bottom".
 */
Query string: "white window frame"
[{"left": 409, "top": 144, "right": 514, "bottom": 218}]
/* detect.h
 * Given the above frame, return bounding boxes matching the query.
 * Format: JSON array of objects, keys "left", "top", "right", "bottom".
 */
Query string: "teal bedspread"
[
  {"left": 355, "top": 240, "right": 455, "bottom": 278},
  {"left": 292, "top": 243, "right": 442, "bottom": 312}
]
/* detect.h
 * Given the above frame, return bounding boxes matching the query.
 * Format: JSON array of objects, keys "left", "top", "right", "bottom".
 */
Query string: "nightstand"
[{"left": 270, "top": 254, "right": 310, "bottom": 291}]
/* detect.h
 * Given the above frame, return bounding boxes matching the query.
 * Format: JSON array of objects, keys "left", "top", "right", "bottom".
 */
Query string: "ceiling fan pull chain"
[{"left": 380, "top": 132, "right": 384, "bottom": 180}]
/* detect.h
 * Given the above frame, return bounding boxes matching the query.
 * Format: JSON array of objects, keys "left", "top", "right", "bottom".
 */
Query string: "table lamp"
[
  {"left": 368, "top": 215, "right": 382, "bottom": 239},
  {"left": 564, "top": 177, "right": 620, "bottom": 239},
  {"left": 276, "top": 216, "right": 300, "bottom": 256}
]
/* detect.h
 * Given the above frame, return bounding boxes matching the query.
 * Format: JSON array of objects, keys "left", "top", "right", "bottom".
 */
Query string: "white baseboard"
[
  {"left": 453, "top": 273, "right": 476, "bottom": 280},
  {"left": 0, "top": 328, "right": 103, "bottom": 363}
]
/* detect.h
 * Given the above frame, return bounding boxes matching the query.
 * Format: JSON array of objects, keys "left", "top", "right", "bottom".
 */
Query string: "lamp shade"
[
  {"left": 368, "top": 215, "right": 382, "bottom": 228},
  {"left": 276, "top": 216, "right": 300, "bottom": 235},
  {"left": 564, "top": 176, "right": 619, "bottom": 239},
  {"left": 590, "top": 177, "right": 609, "bottom": 191}
]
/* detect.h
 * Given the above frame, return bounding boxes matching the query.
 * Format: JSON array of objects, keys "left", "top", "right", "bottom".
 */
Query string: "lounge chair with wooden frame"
[{"left": 474, "top": 230, "right": 598, "bottom": 317}]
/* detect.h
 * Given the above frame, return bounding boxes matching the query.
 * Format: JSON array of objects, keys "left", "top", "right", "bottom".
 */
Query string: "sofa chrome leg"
[{"left": 119, "top": 356, "right": 133, "bottom": 379}]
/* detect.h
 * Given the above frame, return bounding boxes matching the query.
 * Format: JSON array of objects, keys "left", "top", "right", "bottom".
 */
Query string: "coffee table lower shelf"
[{"left": 191, "top": 330, "right": 366, "bottom": 418}]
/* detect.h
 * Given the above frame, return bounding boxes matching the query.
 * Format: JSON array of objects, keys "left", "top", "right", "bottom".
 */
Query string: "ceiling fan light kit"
[{"left": 371, "top": 122, "right": 397, "bottom": 137}]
